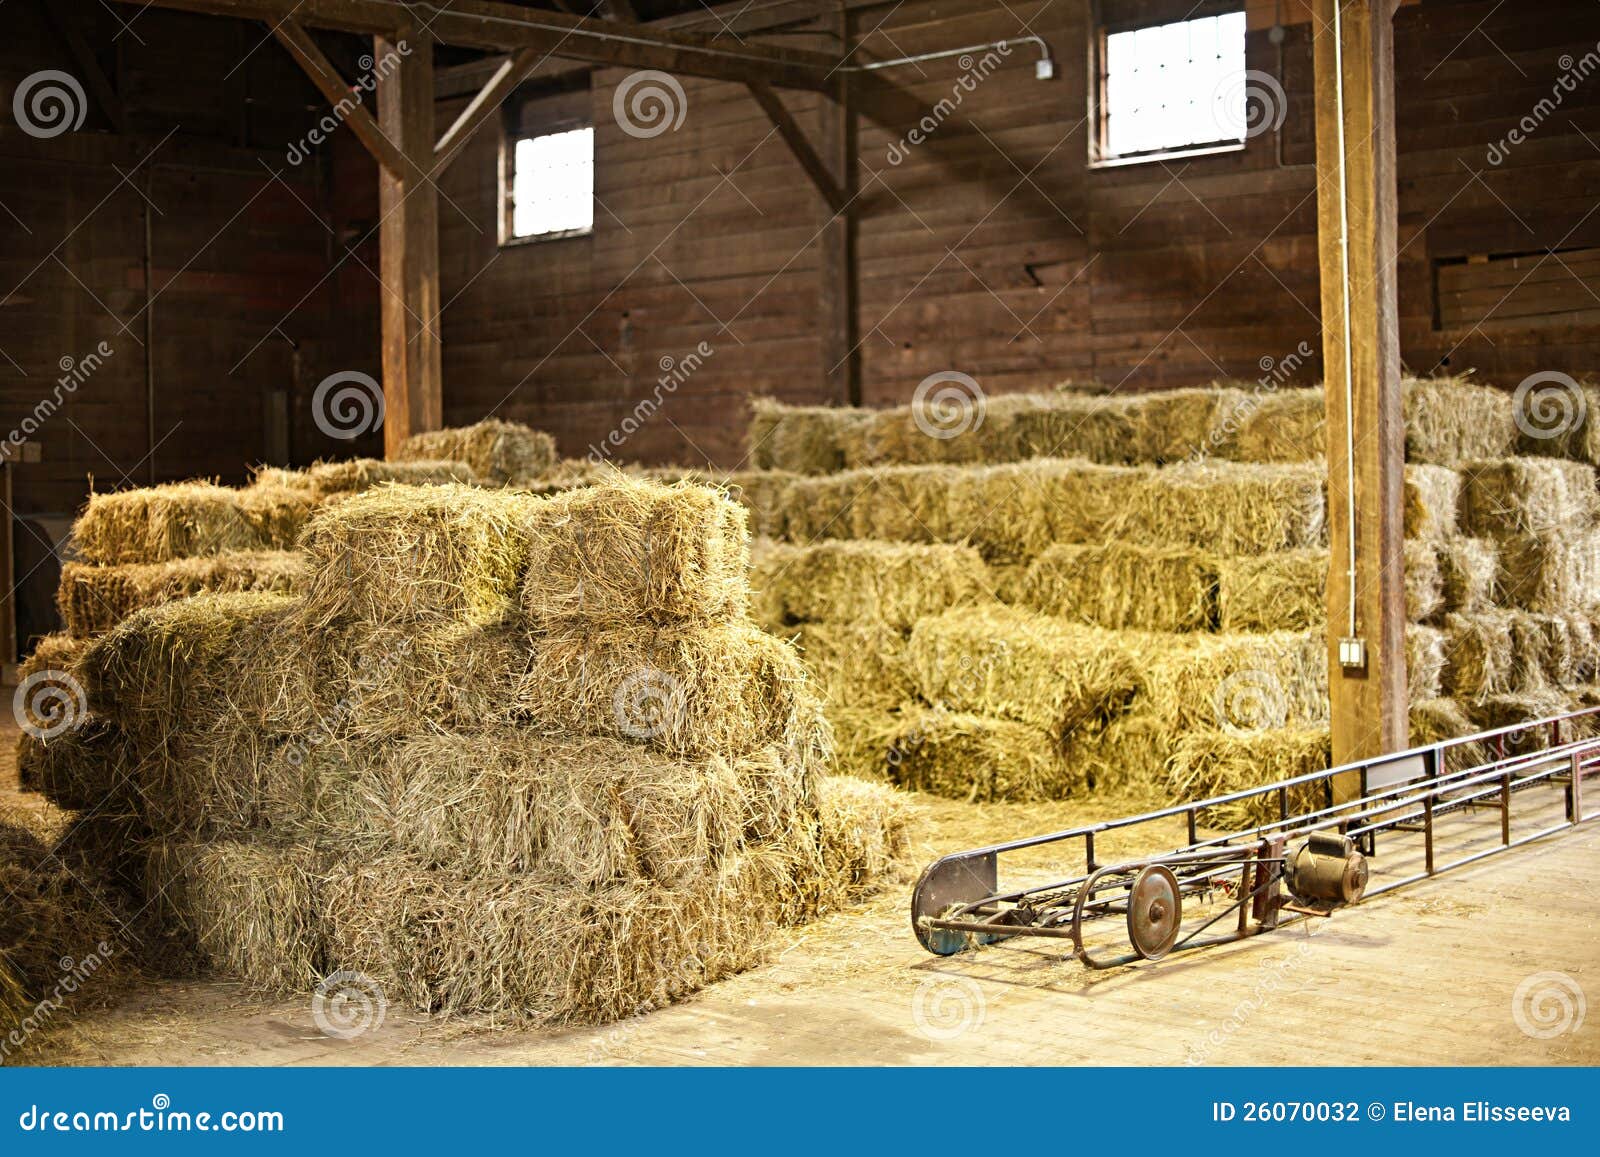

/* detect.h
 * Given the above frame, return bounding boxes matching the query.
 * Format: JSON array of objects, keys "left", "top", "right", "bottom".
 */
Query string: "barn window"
[
  {"left": 501, "top": 76, "right": 595, "bottom": 244},
  {"left": 507, "top": 126, "right": 595, "bottom": 241},
  {"left": 1094, "top": 10, "right": 1248, "bottom": 166}
]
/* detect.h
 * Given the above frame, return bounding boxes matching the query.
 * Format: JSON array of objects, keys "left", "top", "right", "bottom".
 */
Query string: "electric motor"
[{"left": 1283, "top": 832, "right": 1368, "bottom": 906}]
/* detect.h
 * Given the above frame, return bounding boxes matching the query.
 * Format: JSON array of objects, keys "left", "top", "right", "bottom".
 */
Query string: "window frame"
[
  {"left": 1088, "top": 4, "right": 1250, "bottom": 170},
  {"left": 499, "top": 78, "right": 595, "bottom": 248}
]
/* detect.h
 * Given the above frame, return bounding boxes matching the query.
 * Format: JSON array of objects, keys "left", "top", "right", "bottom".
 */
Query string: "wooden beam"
[
  {"left": 272, "top": 20, "right": 407, "bottom": 178},
  {"left": 110, "top": 0, "right": 836, "bottom": 91},
  {"left": 433, "top": 46, "right": 542, "bottom": 174},
  {"left": 40, "top": 1, "right": 128, "bottom": 133},
  {"left": 818, "top": 7, "right": 859, "bottom": 407},
  {"left": 1314, "top": 0, "right": 1407, "bottom": 771},
  {"left": 747, "top": 82, "right": 845, "bottom": 214},
  {"left": 377, "top": 30, "right": 443, "bottom": 456}
]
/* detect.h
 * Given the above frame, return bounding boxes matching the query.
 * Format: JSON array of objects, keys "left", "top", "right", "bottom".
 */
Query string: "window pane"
[
  {"left": 511, "top": 126, "right": 594, "bottom": 238},
  {"left": 1103, "top": 12, "right": 1249, "bottom": 162}
]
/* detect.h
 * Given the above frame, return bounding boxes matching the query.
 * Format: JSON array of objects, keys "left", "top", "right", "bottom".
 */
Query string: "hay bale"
[
  {"left": 1213, "top": 387, "right": 1324, "bottom": 464},
  {"left": 273, "top": 731, "right": 816, "bottom": 887},
  {"left": 518, "top": 621, "right": 821, "bottom": 760},
  {"left": 751, "top": 540, "right": 992, "bottom": 631},
  {"left": 1131, "top": 631, "right": 1329, "bottom": 733},
  {"left": 14, "top": 720, "right": 131, "bottom": 812},
  {"left": 1136, "top": 386, "right": 1249, "bottom": 463},
  {"left": 1439, "top": 611, "right": 1555, "bottom": 701},
  {"left": 1465, "top": 691, "right": 1570, "bottom": 754},
  {"left": 1017, "top": 543, "right": 1217, "bottom": 631},
  {"left": 722, "top": 470, "right": 795, "bottom": 539},
  {"left": 1403, "top": 464, "right": 1462, "bottom": 541},
  {"left": 1407, "top": 624, "right": 1446, "bottom": 701},
  {"left": 73, "top": 482, "right": 269, "bottom": 565},
  {"left": 1405, "top": 377, "right": 1518, "bottom": 464},
  {"left": 990, "top": 392, "right": 1142, "bottom": 464},
  {"left": 149, "top": 839, "right": 326, "bottom": 993},
  {"left": 1457, "top": 458, "right": 1598, "bottom": 539},
  {"left": 1409, "top": 697, "right": 1474, "bottom": 747},
  {"left": 1109, "top": 462, "right": 1327, "bottom": 555},
  {"left": 521, "top": 478, "right": 750, "bottom": 627},
  {"left": 1495, "top": 531, "right": 1600, "bottom": 613},
  {"left": 1167, "top": 728, "right": 1331, "bottom": 831},
  {"left": 1058, "top": 713, "right": 1166, "bottom": 795},
  {"left": 297, "top": 484, "right": 533, "bottom": 631},
  {"left": 1436, "top": 537, "right": 1498, "bottom": 616},
  {"left": 875, "top": 708, "right": 1073, "bottom": 802},
  {"left": 824, "top": 705, "right": 903, "bottom": 781},
  {"left": 17, "top": 633, "right": 89, "bottom": 684},
  {"left": 814, "top": 776, "right": 917, "bottom": 899},
  {"left": 394, "top": 419, "right": 556, "bottom": 484},
  {"left": 57, "top": 551, "right": 303, "bottom": 637},
  {"left": 907, "top": 606, "right": 1140, "bottom": 741},
  {"left": 1217, "top": 550, "right": 1324, "bottom": 632},
  {"left": 790, "top": 622, "right": 914, "bottom": 711},
  {"left": 748, "top": 398, "right": 865, "bottom": 474},
  {"left": 77, "top": 590, "right": 304, "bottom": 742}
]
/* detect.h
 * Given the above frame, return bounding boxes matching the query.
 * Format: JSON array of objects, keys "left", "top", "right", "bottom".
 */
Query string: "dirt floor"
[{"left": 5, "top": 711, "right": 1598, "bottom": 1067}]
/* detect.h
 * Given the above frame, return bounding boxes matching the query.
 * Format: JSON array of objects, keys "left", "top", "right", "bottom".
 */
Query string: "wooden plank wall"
[
  {"left": 0, "top": 2, "right": 379, "bottom": 529},
  {"left": 418, "top": 0, "right": 1600, "bottom": 462}
]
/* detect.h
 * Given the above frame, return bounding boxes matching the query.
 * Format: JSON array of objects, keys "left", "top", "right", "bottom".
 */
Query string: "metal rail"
[{"left": 912, "top": 708, "right": 1600, "bottom": 967}]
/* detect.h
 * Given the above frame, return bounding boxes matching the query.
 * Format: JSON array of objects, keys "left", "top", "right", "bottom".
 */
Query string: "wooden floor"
[{"left": 6, "top": 714, "right": 1597, "bottom": 1067}]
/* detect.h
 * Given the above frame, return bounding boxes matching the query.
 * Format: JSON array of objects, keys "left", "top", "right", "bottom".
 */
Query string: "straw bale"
[
  {"left": 394, "top": 419, "right": 556, "bottom": 483},
  {"left": 1403, "top": 464, "right": 1462, "bottom": 541},
  {"left": 1407, "top": 624, "right": 1446, "bottom": 701},
  {"left": 1128, "top": 630, "right": 1329, "bottom": 734},
  {"left": 1217, "top": 550, "right": 1324, "bottom": 632},
  {"left": 73, "top": 482, "right": 268, "bottom": 565},
  {"left": 14, "top": 719, "right": 132, "bottom": 812},
  {"left": 1167, "top": 728, "right": 1331, "bottom": 832},
  {"left": 1409, "top": 697, "right": 1474, "bottom": 748},
  {"left": 149, "top": 839, "right": 327, "bottom": 993},
  {"left": 1495, "top": 531, "right": 1600, "bottom": 613},
  {"left": 721, "top": 470, "right": 796, "bottom": 539},
  {"left": 1465, "top": 691, "right": 1571, "bottom": 755},
  {"left": 907, "top": 606, "right": 1140, "bottom": 740},
  {"left": 823, "top": 706, "right": 903, "bottom": 781},
  {"left": 1017, "top": 543, "right": 1217, "bottom": 631},
  {"left": 1435, "top": 537, "right": 1498, "bottom": 616},
  {"left": 517, "top": 621, "right": 822, "bottom": 760},
  {"left": 748, "top": 398, "right": 867, "bottom": 474},
  {"left": 1404, "top": 377, "right": 1518, "bottom": 464},
  {"left": 297, "top": 484, "right": 534, "bottom": 631},
  {"left": 1064, "top": 713, "right": 1169, "bottom": 795},
  {"left": 876, "top": 708, "right": 1074, "bottom": 802},
  {"left": 1136, "top": 386, "right": 1250, "bottom": 463},
  {"left": 814, "top": 776, "right": 917, "bottom": 898},
  {"left": 789, "top": 622, "right": 914, "bottom": 711},
  {"left": 751, "top": 540, "right": 992, "bottom": 630},
  {"left": 521, "top": 478, "right": 750, "bottom": 626},
  {"left": 57, "top": 551, "right": 303, "bottom": 637},
  {"left": 16, "top": 633, "right": 88, "bottom": 686},
  {"left": 1457, "top": 458, "right": 1599, "bottom": 539},
  {"left": 1108, "top": 462, "right": 1327, "bottom": 555},
  {"left": 1439, "top": 611, "right": 1555, "bottom": 701},
  {"left": 1213, "top": 387, "right": 1324, "bottom": 463}
]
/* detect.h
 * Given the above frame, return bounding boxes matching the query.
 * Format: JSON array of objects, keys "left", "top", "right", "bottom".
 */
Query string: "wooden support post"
[
  {"left": 819, "top": 9, "right": 859, "bottom": 407},
  {"left": 434, "top": 47, "right": 543, "bottom": 174},
  {"left": 1314, "top": 0, "right": 1406, "bottom": 777},
  {"left": 377, "top": 30, "right": 442, "bottom": 456}
]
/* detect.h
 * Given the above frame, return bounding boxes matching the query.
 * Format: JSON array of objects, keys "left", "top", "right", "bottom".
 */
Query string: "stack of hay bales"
[
  {"left": 394, "top": 417, "right": 558, "bottom": 485},
  {"left": 743, "top": 377, "right": 1600, "bottom": 816},
  {"left": 27, "top": 478, "right": 911, "bottom": 1025}
]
